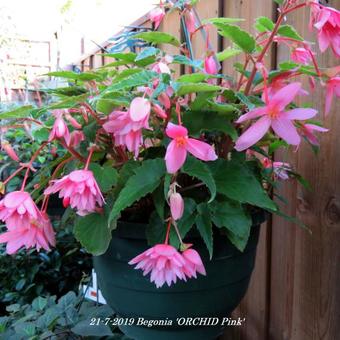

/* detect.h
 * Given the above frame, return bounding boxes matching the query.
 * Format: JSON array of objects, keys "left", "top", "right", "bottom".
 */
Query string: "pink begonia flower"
[
  {"left": 300, "top": 123, "right": 328, "bottom": 146},
  {"left": 129, "top": 244, "right": 187, "bottom": 288},
  {"left": 69, "top": 130, "right": 85, "bottom": 148},
  {"left": 235, "top": 82, "right": 318, "bottom": 151},
  {"left": 44, "top": 170, "right": 104, "bottom": 216},
  {"left": 149, "top": 6, "right": 165, "bottom": 30},
  {"left": 204, "top": 55, "right": 218, "bottom": 75},
  {"left": 169, "top": 192, "right": 184, "bottom": 221},
  {"left": 103, "top": 108, "right": 150, "bottom": 158},
  {"left": 184, "top": 10, "right": 196, "bottom": 34},
  {"left": 0, "top": 191, "right": 55, "bottom": 254},
  {"left": 309, "top": 2, "right": 340, "bottom": 57},
  {"left": 325, "top": 76, "right": 340, "bottom": 115},
  {"left": 290, "top": 47, "right": 314, "bottom": 65},
  {"left": 1, "top": 141, "right": 19, "bottom": 162},
  {"left": 262, "top": 158, "right": 291, "bottom": 180},
  {"left": 165, "top": 123, "right": 218, "bottom": 173},
  {"left": 49, "top": 110, "right": 71, "bottom": 145},
  {"left": 182, "top": 247, "right": 206, "bottom": 278}
]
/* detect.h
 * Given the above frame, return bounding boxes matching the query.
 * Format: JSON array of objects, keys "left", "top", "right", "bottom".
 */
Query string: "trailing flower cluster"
[{"left": 0, "top": 0, "right": 338, "bottom": 288}]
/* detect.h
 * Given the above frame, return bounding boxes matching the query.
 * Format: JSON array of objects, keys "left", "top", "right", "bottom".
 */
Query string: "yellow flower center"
[{"left": 175, "top": 136, "right": 187, "bottom": 147}]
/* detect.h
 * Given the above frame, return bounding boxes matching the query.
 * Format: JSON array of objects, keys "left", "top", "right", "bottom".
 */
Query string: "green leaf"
[
  {"left": 134, "top": 32, "right": 180, "bottom": 47},
  {"left": 214, "top": 24, "right": 256, "bottom": 53},
  {"left": 235, "top": 92, "right": 256, "bottom": 110},
  {"left": 146, "top": 211, "right": 166, "bottom": 245},
  {"left": 46, "top": 71, "right": 103, "bottom": 81},
  {"left": 74, "top": 207, "right": 115, "bottom": 255},
  {"left": 32, "top": 128, "right": 50, "bottom": 142},
  {"left": 175, "top": 82, "right": 222, "bottom": 96},
  {"left": 103, "top": 52, "right": 137, "bottom": 62},
  {"left": 216, "top": 47, "right": 242, "bottom": 61},
  {"left": 152, "top": 183, "right": 165, "bottom": 220},
  {"left": 0, "top": 105, "right": 33, "bottom": 119},
  {"left": 209, "top": 159, "right": 277, "bottom": 210},
  {"left": 135, "top": 47, "right": 160, "bottom": 61},
  {"left": 182, "top": 156, "right": 216, "bottom": 202},
  {"left": 109, "top": 158, "right": 166, "bottom": 222},
  {"left": 209, "top": 200, "right": 252, "bottom": 251},
  {"left": 32, "top": 297, "right": 47, "bottom": 311},
  {"left": 274, "top": 0, "right": 284, "bottom": 4},
  {"left": 172, "top": 55, "right": 203, "bottom": 69},
  {"left": 177, "top": 73, "right": 210, "bottom": 83},
  {"left": 204, "top": 18, "right": 245, "bottom": 25},
  {"left": 255, "top": 16, "right": 275, "bottom": 32},
  {"left": 277, "top": 25, "right": 303, "bottom": 41},
  {"left": 89, "top": 163, "right": 118, "bottom": 193},
  {"left": 182, "top": 110, "right": 237, "bottom": 139},
  {"left": 195, "top": 203, "right": 213, "bottom": 259},
  {"left": 107, "top": 70, "right": 158, "bottom": 92}
]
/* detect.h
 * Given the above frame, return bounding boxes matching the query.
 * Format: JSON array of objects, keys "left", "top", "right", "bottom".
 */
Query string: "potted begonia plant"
[{"left": 0, "top": 0, "right": 339, "bottom": 339}]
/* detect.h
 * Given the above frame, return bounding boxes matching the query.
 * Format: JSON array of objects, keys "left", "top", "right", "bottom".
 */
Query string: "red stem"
[
  {"left": 3, "top": 166, "right": 25, "bottom": 185},
  {"left": 59, "top": 140, "right": 86, "bottom": 163},
  {"left": 164, "top": 218, "right": 172, "bottom": 245}
]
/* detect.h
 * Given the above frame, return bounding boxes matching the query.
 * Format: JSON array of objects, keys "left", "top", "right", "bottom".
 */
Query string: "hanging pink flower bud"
[
  {"left": 182, "top": 247, "right": 206, "bottom": 278},
  {"left": 170, "top": 192, "right": 184, "bottom": 221},
  {"left": 153, "top": 103, "right": 167, "bottom": 119},
  {"left": 158, "top": 92, "right": 171, "bottom": 110},
  {"left": 204, "top": 55, "right": 218, "bottom": 75},
  {"left": 65, "top": 112, "right": 82, "bottom": 129},
  {"left": 1, "top": 141, "right": 19, "bottom": 162},
  {"left": 69, "top": 131, "right": 85, "bottom": 148},
  {"left": 184, "top": 10, "right": 196, "bottom": 34},
  {"left": 49, "top": 111, "right": 71, "bottom": 145}
]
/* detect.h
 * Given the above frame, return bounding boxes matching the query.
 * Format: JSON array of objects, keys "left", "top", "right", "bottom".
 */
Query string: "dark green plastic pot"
[{"left": 93, "top": 217, "right": 263, "bottom": 340}]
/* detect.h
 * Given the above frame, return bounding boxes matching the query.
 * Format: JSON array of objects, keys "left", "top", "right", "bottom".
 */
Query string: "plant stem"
[
  {"left": 3, "top": 166, "right": 25, "bottom": 185},
  {"left": 59, "top": 140, "right": 86, "bottom": 163},
  {"left": 20, "top": 142, "right": 48, "bottom": 191},
  {"left": 164, "top": 218, "right": 172, "bottom": 244}
]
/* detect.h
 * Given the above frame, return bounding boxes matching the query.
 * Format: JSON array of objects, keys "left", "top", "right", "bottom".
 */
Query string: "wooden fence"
[{"left": 75, "top": 1, "right": 340, "bottom": 339}]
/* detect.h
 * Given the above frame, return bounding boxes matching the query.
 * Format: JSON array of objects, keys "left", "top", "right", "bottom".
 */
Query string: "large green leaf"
[
  {"left": 182, "top": 156, "right": 216, "bottom": 202},
  {"left": 109, "top": 158, "right": 166, "bottom": 222},
  {"left": 89, "top": 163, "right": 118, "bottom": 193},
  {"left": 74, "top": 207, "right": 116, "bottom": 256},
  {"left": 277, "top": 25, "right": 303, "bottom": 41},
  {"left": 195, "top": 203, "right": 213, "bottom": 259},
  {"left": 134, "top": 32, "right": 180, "bottom": 47},
  {"left": 106, "top": 70, "right": 158, "bottom": 92},
  {"left": 209, "top": 159, "right": 277, "bottom": 210},
  {"left": 0, "top": 105, "right": 33, "bottom": 119},
  {"left": 215, "top": 24, "right": 256, "bottom": 53},
  {"left": 172, "top": 55, "right": 203, "bottom": 69},
  {"left": 175, "top": 82, "right": 222, "bottom": 96},
  {"left": 209, "top": 200, "right": 252, "bottom": 251},
  {"left": 182, "top": 110, "right": 237, "bottom": 139},
  {"left": 46, "top": 71, "right": 103, "bottom": 81}
]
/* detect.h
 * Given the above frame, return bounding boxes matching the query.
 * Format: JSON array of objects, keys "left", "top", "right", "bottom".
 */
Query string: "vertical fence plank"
[
  {"left": 270, "top": 1, "right": 340, "bottom": 339},
  {"left": 191, "top": 0, "right": 220, "bottom": 58},
  {"left": 159, "top": 10, "right": 182, "bottom": 76}
]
